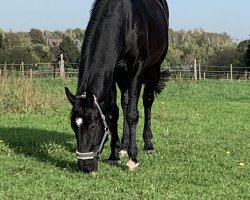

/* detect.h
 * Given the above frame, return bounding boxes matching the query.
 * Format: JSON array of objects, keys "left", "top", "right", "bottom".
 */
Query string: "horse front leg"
[
  {"left": 108, "top": 103, "right": 121, "bottom": 165},
  {"left": 126, "top": 62, "right": 144, "bottom": 171},
  {"left": 107, "top": 83, "right": 121, "bottom": 164}
]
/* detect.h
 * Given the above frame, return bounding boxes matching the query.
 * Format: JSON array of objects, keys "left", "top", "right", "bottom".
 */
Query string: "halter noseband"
[{"left": 75, "top": 93, "right": 110, "bottom": 160}]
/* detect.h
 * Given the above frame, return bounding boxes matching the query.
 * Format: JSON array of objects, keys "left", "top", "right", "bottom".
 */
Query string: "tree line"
[
  {"left": 0, "top": 28, "right": 83, "bottom": 68},
  {"left": 0, "top": 27, "right": 249, "bottom": 71}
]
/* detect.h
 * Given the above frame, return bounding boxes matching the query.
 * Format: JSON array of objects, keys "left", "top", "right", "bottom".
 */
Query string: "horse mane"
[{"left": 77, "top": 0, "right": 113, "bottom": 94}]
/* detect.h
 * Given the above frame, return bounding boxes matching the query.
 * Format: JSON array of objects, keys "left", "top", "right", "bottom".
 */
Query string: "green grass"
[{"left": 0, "top": 79, "right": 249, "bottom": 199}]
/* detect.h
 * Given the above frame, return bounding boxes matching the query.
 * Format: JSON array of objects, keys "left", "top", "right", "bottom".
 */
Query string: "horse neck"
[{"left": 77, "top": 0, "right": 123, "bottom": 103}]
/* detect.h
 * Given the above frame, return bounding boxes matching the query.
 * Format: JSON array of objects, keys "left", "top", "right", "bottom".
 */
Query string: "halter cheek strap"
[
  {"left": 75, "top": 94, "right": 111, "bottom": 160},
  {"left": 76, "top": 130, "right": 110, "bottom": 160}
]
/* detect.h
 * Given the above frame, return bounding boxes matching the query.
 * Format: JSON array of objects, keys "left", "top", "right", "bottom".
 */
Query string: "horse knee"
[
  {"left": 121, "top": 94, "right": 129, "bottom": 110},
  {"left": 126, "top": 111, "right": 139, "bottom": 125}
]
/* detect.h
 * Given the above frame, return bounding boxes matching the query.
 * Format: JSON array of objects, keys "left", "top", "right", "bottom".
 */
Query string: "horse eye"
[{"left": 89, "top": 123, "right": 96, "bottom": 130}]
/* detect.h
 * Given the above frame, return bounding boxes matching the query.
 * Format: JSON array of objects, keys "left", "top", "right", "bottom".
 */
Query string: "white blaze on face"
[{"left": 76, "top": 118, "right": 83, "bottom": 127}]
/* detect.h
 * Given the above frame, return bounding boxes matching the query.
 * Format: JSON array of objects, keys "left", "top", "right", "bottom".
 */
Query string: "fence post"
[
  {"left": 4, "top": 62, "right": 7, "bottom": 77},
  {"left": 59, "top": 54, "right": 65, "bottom": 78},
  {"left": 30, "top": 69, "right": 33, "bottom": 79},
  {"left": 203, "top": 72, "right": 206, "bottom": 80},
  {"left": 21, "top": 61, "right": 24, "bottom": 77},
  {"left": 194, "top": 59, "right": 197, "bottom": 81},
  {"left": 244, "top": 71, "right": 248, "bottom": 80},
  {"left": 0, "top": 68, "right": 1, "bottom": 76},
  {"left": 11, "top": 63, "right": 14, "bottom": 75},
  {"left": 230, "top": 64, "right": 233, "bottom": 81}
]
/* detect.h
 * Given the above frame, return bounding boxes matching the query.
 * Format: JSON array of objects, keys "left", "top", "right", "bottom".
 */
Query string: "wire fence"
[
  {"left": 0, "top": 62, "right": 249, "bottom": 81},
  {"left": 169, "top": 65, "right": 250, "bottom": 81},
  {"left": 0, "top": 62, "right": 78, "bottom": 78}
]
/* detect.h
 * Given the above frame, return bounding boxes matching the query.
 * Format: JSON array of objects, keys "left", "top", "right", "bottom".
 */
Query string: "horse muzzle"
[{"left": 77, "top": 156, "right": 98, "bottom": 172}]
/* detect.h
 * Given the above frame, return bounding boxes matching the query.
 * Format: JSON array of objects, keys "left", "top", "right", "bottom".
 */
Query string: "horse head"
[{"left": 65, "top": 87, "right": 108, "bottom": 173}]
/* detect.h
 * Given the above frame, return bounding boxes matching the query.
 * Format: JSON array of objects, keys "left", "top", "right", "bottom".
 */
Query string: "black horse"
[{"left": 65, "top": 0, "right": 169, "bottom": 172}]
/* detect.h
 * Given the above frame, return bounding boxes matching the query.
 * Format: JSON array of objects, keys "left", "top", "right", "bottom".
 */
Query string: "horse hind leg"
[
  {"left": 116, "top": 75, "right": 129, "bottom": 157},
  {"left": 119, "top": 90, "right": 129, "bottom": 157},
  {"left": 143, "top": 67, "right": 162, "bottom": 153},
  {"left": 143, "top": 86, "right": 155, "bottom": 153}
]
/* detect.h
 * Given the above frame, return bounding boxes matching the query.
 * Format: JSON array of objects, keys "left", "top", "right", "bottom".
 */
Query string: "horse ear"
[
  {"left": 86, "top": 89, "right": 95, "bottom": 105},
  {"left": 65, "top": 87, "right": 76, "bottom": 105}
]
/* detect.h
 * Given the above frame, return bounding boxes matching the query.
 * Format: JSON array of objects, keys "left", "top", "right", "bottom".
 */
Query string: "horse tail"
[{"left": 154, "top": 69, "right": 171, "bottom": 94}]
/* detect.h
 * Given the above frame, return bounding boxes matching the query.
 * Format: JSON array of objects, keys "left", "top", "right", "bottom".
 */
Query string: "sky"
[{"left": 1, "top": 0, "right": 250, "bottom": 41}]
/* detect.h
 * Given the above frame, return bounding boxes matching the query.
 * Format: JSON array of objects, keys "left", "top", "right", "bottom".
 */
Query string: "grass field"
[{"left": 0, "top": 78, "right": 249, "bottom": 199}]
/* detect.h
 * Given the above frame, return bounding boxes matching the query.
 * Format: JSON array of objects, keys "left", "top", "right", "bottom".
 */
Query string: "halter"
[{"left": 75, "top": 93, "right": 111, "bottom": 160}]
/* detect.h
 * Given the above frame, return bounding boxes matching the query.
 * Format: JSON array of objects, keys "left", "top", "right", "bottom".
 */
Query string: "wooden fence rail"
[{"left": 0, "top": 59, "right": 249, "bottom": 81}]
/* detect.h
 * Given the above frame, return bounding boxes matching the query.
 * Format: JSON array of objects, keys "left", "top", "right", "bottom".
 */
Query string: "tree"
[
  {"left": 72, "top": 28, "right": 85, "bottom": 40},
  {"left": 29, "top": 28, "right": 45, "bottom": 44},
  {"left": 53, "top": 30, "right": 64, "bottom": 39},
  {"left": 167, "top": 28, "right": 237, "bottom": 67},
  {"left": 235, "top": 40, "right": 250, "bottom": 67},
  {"left": 245, "top": 44, "right": 250, "bottom": 69},
  {"left": 3, "top": 31, "right": 22, "bottom": 49},
  {"left": 64, "top": 28, "right": 75, "bottom": 39},
  {"left": 165, "top": 47, "right": 183, "bottom": 66},
  {"left": 32, "top": 44, "right": 50, "bottom": 63},
  {"left": 59, "top": 36, "right": 80, "bottom": 67},
  {"left": 209, "top": 46, "right": 237, "bottom": 67},
  {"left": 0, "top": 29, "right": 3, "bottom": 48},
  {"left": 0, "top": 47, "right": 33, "bottom": 64}
]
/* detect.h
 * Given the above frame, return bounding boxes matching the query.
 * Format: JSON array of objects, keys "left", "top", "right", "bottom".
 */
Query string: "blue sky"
[{"left": 1, "top": 0, "right": 250, "bottom": 41}]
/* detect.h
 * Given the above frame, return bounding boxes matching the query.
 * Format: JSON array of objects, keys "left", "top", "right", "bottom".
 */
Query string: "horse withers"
[{"left": 65, "top": 0, "right": 169, "bottom": 172}]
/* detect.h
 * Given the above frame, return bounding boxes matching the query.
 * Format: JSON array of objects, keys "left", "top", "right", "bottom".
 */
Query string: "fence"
[
  {"left": 169, "top": 59, "right": 249, "bottom": 81},
  {"left": 170, "top": 68, "right": 250, "bottom": 81},
  {"left": 0, "top": 58, "right": 249, "bottom": 81},
  {"left": 0, "top": 54, "right": 78, "bottom": 78}
]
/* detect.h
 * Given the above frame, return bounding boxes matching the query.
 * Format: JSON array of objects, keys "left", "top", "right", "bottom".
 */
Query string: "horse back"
[{"left": 122, "top": 0, "right": 169, "bottom": 67}]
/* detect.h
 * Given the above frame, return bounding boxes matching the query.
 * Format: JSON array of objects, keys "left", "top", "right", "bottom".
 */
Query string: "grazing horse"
[{"left": 65, "top": 0, "right": 169, "bottom": 172}]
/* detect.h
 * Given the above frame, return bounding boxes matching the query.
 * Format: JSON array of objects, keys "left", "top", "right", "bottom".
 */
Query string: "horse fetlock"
[
  {"left": 144, "top": 149, "right": 155, "bottom": 154},
  {"left": 126, "top": 159, "right": 139, "bottom": 171},
  {"left": 119, "top": 149, "right": 128, "bottom": 157},
  {"left": 143, "top": 141, "right": 154, "bottom": 152}
]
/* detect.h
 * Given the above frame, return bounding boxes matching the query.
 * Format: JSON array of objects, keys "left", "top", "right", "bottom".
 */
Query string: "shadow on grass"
[
  {"left": 0, "top": 127, "right": 78, "bottom": 172},
  {"left": 0, "top": 127, "right": 128, "bottom": 172}
]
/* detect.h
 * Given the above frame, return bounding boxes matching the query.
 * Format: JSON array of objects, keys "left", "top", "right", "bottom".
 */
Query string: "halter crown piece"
[
  {"left": 75, "top": 93, "right": 111, "bottom": 160},
  {"left": 76, "top": 92, "right": 87, "bottom": 99}
]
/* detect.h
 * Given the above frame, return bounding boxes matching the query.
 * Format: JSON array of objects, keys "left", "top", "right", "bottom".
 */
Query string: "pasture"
[{"left": 0, "top": 78, "right": 249, "bottom": 199}]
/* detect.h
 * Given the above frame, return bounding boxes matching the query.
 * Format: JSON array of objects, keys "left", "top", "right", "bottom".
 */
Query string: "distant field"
[{"left": 0, "top": 78, "right": 249, "bottom": 199}]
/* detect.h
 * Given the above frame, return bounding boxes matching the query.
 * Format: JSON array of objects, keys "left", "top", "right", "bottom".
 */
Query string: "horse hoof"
[
  {"left": 107, "top": 159, "right": 121, "bottom": 165},
  {"left": 119, "top": 150, "right": 128, "bottom": 157},
  {"left": 126, "top": 159, "right": 139, "bottom": 171},
  {"left": 144, "top": 149, "right": 155, "bottom": 154}
]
